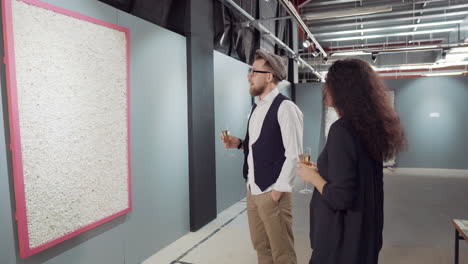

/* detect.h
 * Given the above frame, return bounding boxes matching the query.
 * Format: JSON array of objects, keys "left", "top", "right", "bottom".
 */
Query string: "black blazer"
[{"left": 309, "top": 118, "right": 383, "bottom": 264}]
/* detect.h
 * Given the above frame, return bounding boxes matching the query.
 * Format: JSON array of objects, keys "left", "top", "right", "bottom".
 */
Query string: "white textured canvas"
[{"left": 11, "top": 0, "right": 129, "bottom": 249}]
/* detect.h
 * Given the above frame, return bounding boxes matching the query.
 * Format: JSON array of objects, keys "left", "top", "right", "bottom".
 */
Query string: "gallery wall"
[
  {"left": 295, "top": 75, "right": 468, "bottom": 170},
  {"left": 387, "top": 75, "right": 468, "bottom": 169},
  {"left": 295, "top": 82, "right": 323, "bottom": 161},
  {"left": 0, "top": 0, "right": 189, "bottom": 263},
  {"left": 214, "top": 51, "right": 251, "bottom": 213}
]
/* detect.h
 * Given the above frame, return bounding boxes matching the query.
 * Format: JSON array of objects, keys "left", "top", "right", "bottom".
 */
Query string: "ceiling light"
[
  {"left": 434, "top": 62, "right": 468, "bottom": 67},
  {"left": 331, "top": 51, "right": 371, "bottom": 56},
  {"left": 375, "top": 61, "right": 468, "bottom": 72},
  {"left": 408, "top": 39, "right": 445, "bottom": 44},
  {"left": 423, "top": 71, "right": 465, "bottom": 77},
  {"left": 429, "top": 112, "right": 440, "bottom": 118},
  {"left": 395, "top": 45, "right": 439, "bottom": 51},
  {"left": 315, "top": 20, "right": 463, "bottom": 37},
  {"left": 438, "top": 48, "right": 468, "bottom": 63},
  {"left": 304, "top": 5, "right": 392, "bottom": 20},
  {"left": 303, "top": 39, "right": 311, "bottom": 48},
  {"left": 449, "top": 47, "right": 468, "bottom": 53},
  {"left": 327, "top": 45, "right": 440, "bottom": 56},
  {"left": 445, "top": 53, "right": 468, "bottom": 62},
  {"left": 323, "top": 28, "right": 455, "bottom": 42}
]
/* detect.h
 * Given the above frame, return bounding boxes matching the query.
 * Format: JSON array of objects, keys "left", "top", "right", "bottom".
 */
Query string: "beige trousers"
[{"left": 247, "top": 190, "right": 297, "bottom": 264}]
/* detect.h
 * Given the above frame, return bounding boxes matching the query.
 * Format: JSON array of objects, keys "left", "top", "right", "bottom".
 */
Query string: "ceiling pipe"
[
  {"left": 322, "top": 39, "right": 445, "bottom": 52},
  {"left": 221, "top": 0, "right": 323, "bottom": 79},
  {"left": 311, "top": 42, "right": 468, "bottom": 56},
  {"left": 278, "top": 0, "right": 327, "bottom": 57},
  {"left": 297, "top": 0, "right": 314, "bottom": 9}
]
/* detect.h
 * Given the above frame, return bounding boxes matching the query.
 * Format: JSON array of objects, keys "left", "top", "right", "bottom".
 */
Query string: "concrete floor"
[{"left": 144, "top": 168, "right": 468, "bottom": 264}]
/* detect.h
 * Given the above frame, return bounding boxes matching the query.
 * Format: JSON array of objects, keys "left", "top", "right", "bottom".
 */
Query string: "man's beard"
[{"left": 249, "top": 84, "right": 265, "bottom": 97}]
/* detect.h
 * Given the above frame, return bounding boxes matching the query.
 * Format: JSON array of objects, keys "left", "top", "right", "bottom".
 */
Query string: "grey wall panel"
[
  {"left": 0, "top": 70, "right": 16, "bottom": 264},
  {"left": 214, "top": 51, "right": 251, "bottom": 213},
  {"left": 186, "top": 0, "right": 217, "bottom": 231},
  {"left": 377, "top": 50, "right": 439, "bottom": 66},
  {"left": 117, "top": 10, "right": 190, "bottom": 264},
  {"left": 295, "top": 83, "right": 323, "bottom": 161},
  {"left": 386, "top": 75, "right": 468, "bottom": 169},
  {"left": 0, "top": 0, "right": 190, "bottom": 263}
]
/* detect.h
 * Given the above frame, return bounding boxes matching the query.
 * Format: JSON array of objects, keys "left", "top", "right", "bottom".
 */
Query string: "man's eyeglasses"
[{"left": 248, "top": 68, "right": 271, "bottom": 75}]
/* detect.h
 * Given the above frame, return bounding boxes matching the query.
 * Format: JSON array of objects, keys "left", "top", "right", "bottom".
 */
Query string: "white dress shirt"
[{"left": 247, "top": 88, "right": 304, "bottom": 195}]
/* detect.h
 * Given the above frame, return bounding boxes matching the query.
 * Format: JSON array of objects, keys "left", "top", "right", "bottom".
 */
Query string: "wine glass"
[
  {"left": 298, "top": 147, "right": 314, "bottom": 194},
  {"left": 220, "top": 125, "right": 236, "bottom": 157}
]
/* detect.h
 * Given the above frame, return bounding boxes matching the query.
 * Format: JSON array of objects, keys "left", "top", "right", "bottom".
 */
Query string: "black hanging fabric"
[
  {"left": 98, "top": 0, "right": 188, "bottom": 35},
  {"left": 98, "top": 0, "right": 291, "bottom": 65},
  {"left": 213, "top": 0, "right": 261, "bottom": 65}
]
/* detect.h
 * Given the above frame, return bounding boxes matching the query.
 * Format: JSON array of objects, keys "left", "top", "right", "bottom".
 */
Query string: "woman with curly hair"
[{"left": 297, "top": 58, "right": 406, "bottom": 264}]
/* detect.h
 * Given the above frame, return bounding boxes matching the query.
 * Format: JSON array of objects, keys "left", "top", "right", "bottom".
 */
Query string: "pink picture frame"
[{"left": 1, "top": 0, "right": 132, "bottom": 258}]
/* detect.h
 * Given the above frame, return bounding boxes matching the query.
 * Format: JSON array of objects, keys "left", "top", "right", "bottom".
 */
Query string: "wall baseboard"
[{"left": 385, "top": 167, "right": 468, "bottom": 177}]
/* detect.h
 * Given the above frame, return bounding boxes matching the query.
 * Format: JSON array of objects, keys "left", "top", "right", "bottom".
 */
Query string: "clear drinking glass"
[
  {"left": 298, "top": 147, "right": 314, "bottom": 194},
  {"left": 221, "top": 127, "right": 235, "bottom": 157}
]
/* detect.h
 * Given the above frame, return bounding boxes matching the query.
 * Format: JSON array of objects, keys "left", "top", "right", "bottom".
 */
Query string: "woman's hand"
[
  {"left": 297, "top": 162, "right": 327, "bottom": 194},
  {"left": 297, "top": 162, "right": 319, "bottom": 184}
]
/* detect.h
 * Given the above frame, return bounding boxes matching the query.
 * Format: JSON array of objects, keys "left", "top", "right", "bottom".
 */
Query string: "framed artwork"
[{"left": 2, "top": 0, "right": 131, "bottom": 258}]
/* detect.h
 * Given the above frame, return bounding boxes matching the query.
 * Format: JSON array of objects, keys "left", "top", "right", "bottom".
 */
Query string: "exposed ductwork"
[{"left": 298, "top": 0, "right": 468, "bottom": 82}]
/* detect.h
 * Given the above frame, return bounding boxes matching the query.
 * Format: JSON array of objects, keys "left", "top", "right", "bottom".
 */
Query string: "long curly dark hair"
[{"left": 325, "top": 58, "right": 406, "bottom": 162}]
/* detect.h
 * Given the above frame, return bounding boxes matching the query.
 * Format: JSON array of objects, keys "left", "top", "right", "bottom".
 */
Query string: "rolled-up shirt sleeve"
[{"left": 273, "top": 101, "right": 304, "bottom": 193}]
